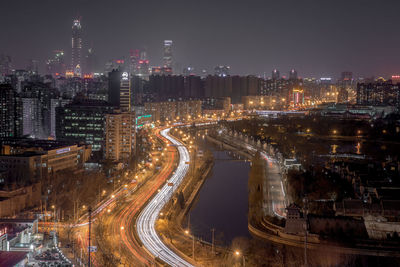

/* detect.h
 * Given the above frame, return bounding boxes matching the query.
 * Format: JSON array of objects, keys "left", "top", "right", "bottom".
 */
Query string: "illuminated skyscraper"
[
  {"left": 163, "top": 40, "right": 173, "bottom": 69},
  {"left": 46, "top": 50, "right": 66, "bottom": 77},
  {"left": 272, "top": 69, "right": 280, "bottom": 80},
  {"left": 289, "top": 69, "right": 298, "bottom": 80},
  {"left": 71, "top": 19, "right": 82, "bottom": 77},
  {"left": 130, "top": 49, "right": 140, "bottom": 75},
  {"left": 120, "top": 72, "right": 131, "bottom": 112},
  {"left": 214, "top": 66, "right": 230, "bottom": 77}
]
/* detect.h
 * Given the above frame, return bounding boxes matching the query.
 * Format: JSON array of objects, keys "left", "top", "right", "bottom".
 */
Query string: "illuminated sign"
[
  {"left": 56, "top": 147, "right": 71, "bottom": 154},
  {"left": 122, "top": 72, "right": 129, "bottom": 80}
]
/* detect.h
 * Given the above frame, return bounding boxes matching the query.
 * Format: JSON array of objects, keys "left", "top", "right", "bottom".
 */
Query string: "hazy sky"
[{"left": 1, "top": 0, "right": 400, "bottom": 78}]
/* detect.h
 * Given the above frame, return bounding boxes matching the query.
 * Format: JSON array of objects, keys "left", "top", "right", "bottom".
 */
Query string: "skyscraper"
[
  {"left": 289, "top": 69, "right": 298, "bottom": 80},
  {"left": 0, "top": 84, "right": 22, "bottom": 137},
  {"left": 272, "top": 69, "right": 280, "bottom": 80},
  {"left": 71, "top": 19, "right": 82, "bottom": 77},
  {"left": 46, "top": 50, "right": 66, "bottom": 77},
  {"left": 163, "top": 40, "right": 173, "bottom": 69},
  {"left": 85, "top": 48, "right": 96, "bottom": 75},
  {"left": 0, "top": 54, "right": 12, "bottom": 76},
  {"left": 214, "top": 66, "right": 230, "bottom": 77},
  {"left": 130, "top": 49, "right": 140, "bottom": 75},
  {"left": 108, "top": 70, "right": 131, "bottom": 111},
  {"left": 120, "top": 72, "right": 131, "bottom": 112}
]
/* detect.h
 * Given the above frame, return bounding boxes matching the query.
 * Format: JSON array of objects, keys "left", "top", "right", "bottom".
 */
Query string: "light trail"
[
  {"left": 261, "top": 151, "right": 287, "bottom": 219},
  {"left": 136, "top": 128, "right": 195, "bottom": 267}
]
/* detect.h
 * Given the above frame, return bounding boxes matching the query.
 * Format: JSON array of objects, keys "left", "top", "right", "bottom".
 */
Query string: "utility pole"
[
  {"left": 211, "top": 228, "right": 215, "bottom": 255},
  {"left": 303, "top": 196, "right": 308, "bottom": 267},
  {"left": 88, "top": 207, "right": 92, "bottom": 267},
  {"left": 192, "top": 233, "right": 195, "bottom": 261}
]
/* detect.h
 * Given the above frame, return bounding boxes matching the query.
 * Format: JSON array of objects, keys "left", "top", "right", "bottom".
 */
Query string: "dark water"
[{"left": 188, "top": 141, "right": 252, "bottom": 245}]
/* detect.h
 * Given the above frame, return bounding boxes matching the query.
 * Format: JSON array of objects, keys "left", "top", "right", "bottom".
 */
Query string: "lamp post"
[
  {"left": 303, "top": 196, "right": 308, "bottom": 267},
  {"left": 185, "top": 230, "right": 195, "bottom": 261},
  {"left": 235, "top": 251, "right": 245, "bottom": 267}
]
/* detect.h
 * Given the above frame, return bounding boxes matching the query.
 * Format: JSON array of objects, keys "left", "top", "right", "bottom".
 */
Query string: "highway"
[
  {"left": 136, "top": 127, "right": 195, "bottom": 267},
  {"left": 260, "top": 152, "right": 287, "bottom": 218}
]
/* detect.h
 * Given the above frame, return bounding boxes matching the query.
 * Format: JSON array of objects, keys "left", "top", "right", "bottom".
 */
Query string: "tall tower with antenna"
[{"left": 71, "top": 18, "right": 82, "bottom": 77}]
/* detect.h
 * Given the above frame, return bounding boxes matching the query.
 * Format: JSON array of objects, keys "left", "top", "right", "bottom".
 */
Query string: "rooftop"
[{"left": 0, "top": 251, "right": 28, "bottom": 267}]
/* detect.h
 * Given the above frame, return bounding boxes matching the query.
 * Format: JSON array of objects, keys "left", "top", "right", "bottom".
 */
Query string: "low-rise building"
[{"left": 0, "top": 139, "right": 91, "bottom": 184}]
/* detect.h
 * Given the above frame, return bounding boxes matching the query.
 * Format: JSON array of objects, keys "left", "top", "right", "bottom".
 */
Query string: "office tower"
[
  {"left": 201, "top": 69, "right": 208, "bottom": 78},
  {"left": 272, "top": 69, "right": 280, "bottom": 80},
  {"left": 120, "top": 72, "right": 131, "bottom": 111},
  {"left": 130, "top": 49, "right": 140, "bottom": 75},
  {"left": 392, "top": 75, "right": 400, "bottom": 85},
  {"left": 105, "top": 112, "right": 136, "bottom": 163},
  {"left": 131, "top": 76, "right": 146, "bottom": 106},
  {"left": 138, "top": 50, "right": 150, "bottom": 78},
  {"left": 356, "top": 80, "right": 399, "bottom": 106},
  {"left": 56, "top": 98, "right": 114, "bottom": 157},
  {"left": 183, "top": 67, "right": 195, "bottom": 76},
  {"left": 0, "top": 84, "right": 22, "bottom": 137},
  {"left": 71, "top": 19, "right": 82, "bottom": 77},
  {"left": 108, "top": 69, "right": 121, "bottom": 107},
  {"left": 46, "top": 50, "right": 66, "bottom": 77},
  {"left": 108, "top": 70, "right": 131, "bottom": 111},
  {"left": 341, "top": 71, "right": 353, "bottom": 82},
  {"left": 289, "top": 69, "right": 298, "bottom": 80},
  {"left": 0, "top": 54, "right": 12, "bottom": 76},
  {"left": 26, "top": 59, "right": 39, "bottom": 75},
  {"left": 20, "top": 83, "right": 59, "bottom": 139},
  {"left": 163, "top": 40, "right": 173, "bottom": 69},
  {"left": 85, "top": 48, "right": 96, "bottom": 75},
  {"left": 214, "top": 66, "right": 230, "bottom": 77}
]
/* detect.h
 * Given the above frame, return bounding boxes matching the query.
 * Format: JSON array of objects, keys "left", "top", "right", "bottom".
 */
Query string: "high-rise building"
[
  {"left": 0, "top": 84, "right": 22, "bottom": 137},
  {"left": 71, "top": 19, "right": 82, "bottom": 77},
  {"left": 356, "top": 80, "right": 399, "bottom": 106},
  {"left": 130, "top": 49, "right": 140, "bottom": 75},
  {"left": 85, "top": 48, "right": 96, "bottom": 75},
  {"left": 214, "top": 66, "right": 230, "bottom": 77},
  {"left": 144, "top": 100, "right": 201, "bottom": 122},
  {"left": 55, "top": 98, "right": 114, "bottom": 157},
  {"left": 163, "top": 40, "right": 173, "bottom": 69},
  {"left": 108, "top": 70, "right": 131, "bottom": 111},
  {"left": 105, "top": 112, "right": 135, "bottom": 163},
  {"left": 20, "top": 82, "right": 59, "bottom": 139},
  {"left": 289, "top": 69, "right": 298, "bottom": 80},
  {"left": 0, "top": 54, "right": 12, "bottom": 76},
  {"left": 46, "top": 50, "right": 66, "bottom": 77},
  {"left": 26, "top": 59, "right": 39, "bottom": 75},
  {"left": 120, "top": 72, "right": 131, "bottom": 112},
  {"left": 272, "top": 69, "right": 280, "bottom": 80},
  {"left": 183, "top": 67, "right": 195, "bottom": 76},
  {"left": 341, "top": 71, "right": 353, "bottom": 82}
]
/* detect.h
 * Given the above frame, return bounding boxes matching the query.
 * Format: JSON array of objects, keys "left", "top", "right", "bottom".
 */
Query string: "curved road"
[{"left": 136, "top": 127, "right": 195, "bottom": 267}]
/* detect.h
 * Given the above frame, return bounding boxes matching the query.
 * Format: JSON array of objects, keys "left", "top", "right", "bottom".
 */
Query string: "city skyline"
[{"left": 1, "top": 0, "right": 400, "bottom": 78}]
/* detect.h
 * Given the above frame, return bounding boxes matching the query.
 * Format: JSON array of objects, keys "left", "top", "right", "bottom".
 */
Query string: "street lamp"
[
  {"left": 184, "top": 230, "right": 195, "bottom": 261},
  {"left": 234, "top": 251, "right": 245, "bottom": 267}
]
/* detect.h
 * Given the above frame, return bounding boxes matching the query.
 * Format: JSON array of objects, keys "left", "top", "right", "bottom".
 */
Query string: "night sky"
[{"left": 1, "top": 0, "right": 400, "bottom": 78}]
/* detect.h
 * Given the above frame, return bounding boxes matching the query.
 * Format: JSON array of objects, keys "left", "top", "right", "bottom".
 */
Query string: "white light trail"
[{"left": 136, "top": 128, "right": 194, "bottom": 267}]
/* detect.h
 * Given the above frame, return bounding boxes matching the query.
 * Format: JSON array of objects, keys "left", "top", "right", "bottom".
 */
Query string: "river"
[{"left": 187, "top": 139, "right": 252, "bottom": 246}]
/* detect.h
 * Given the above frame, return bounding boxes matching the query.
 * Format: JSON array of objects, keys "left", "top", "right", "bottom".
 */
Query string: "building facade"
[
  {"left": 55, "top": 99, "right": 114, "bottom": 155},
  {"left": 105, "top": 112, "right": 135, "bottom": 162}
]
